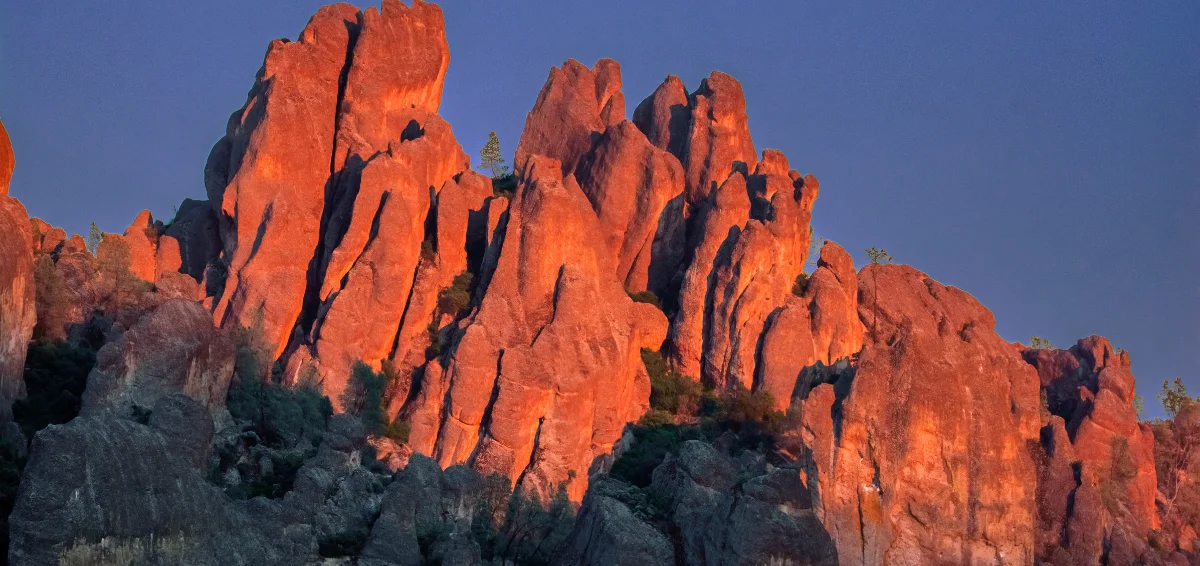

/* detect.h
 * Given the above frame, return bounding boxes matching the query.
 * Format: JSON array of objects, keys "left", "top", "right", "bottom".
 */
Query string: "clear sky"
[{"left": 1, "top": 1, "right": 1196, "bottom": 416}]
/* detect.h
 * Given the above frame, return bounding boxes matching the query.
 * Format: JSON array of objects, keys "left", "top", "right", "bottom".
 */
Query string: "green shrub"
[
  {"left": 714, "top": 386, "right": 785, "bottom": 433},
  {"left": 628, "top": 290, "right": 662, "bottom": 309},
  {"left": 13, "top": 340, "right": 97, "bottom": 439},
  {"left": 437, "top": 272, "right": 473, "bottom": 318},
  {"left": 420, "top": 239, "right": 435, "bottom": 261},
  {"left": 226, "top": 374, "right": 332, "bottom": 449},
  {"left": 792, "top": 272, "right": 809, "bottom": 296},
  {"left": 343, "top": 362, "right": 388, "bottom": 435},
  {"left": 641, "top": 349, "right": 702, "bottom": 416},
  {"left": 638, "top": 409, "right": 674, "bottom": 428},
  {"left": 492, "top": 174, "right": 518, "bottom": 199},
  {"left": 610, "top": 425, "right": 685, "bottom": 488},
  {"left": 385, "top": 419, "right": 411, "bottom": 445}
]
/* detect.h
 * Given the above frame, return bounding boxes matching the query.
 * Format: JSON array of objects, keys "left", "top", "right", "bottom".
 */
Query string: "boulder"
[
  {"left": 552, "top": 492, "right": 675, "bottom": 565},
  {"left": 8, "top": 416, "right": 311, "bottom": 566},
  {"left": 80, "top": 299, "right": 235, "bottom": 417}
]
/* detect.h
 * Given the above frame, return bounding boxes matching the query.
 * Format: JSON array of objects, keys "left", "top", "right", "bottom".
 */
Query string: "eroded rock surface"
[{"left": 0, "top": 117, "right": 35, "bottom": 413}]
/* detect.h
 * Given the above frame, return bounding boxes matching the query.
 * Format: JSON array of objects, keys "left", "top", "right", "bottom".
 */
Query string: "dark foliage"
[
  {"left": 318, "top": 528, "right": 369, "bottom": 558},
  {"left": 13, "top": 340, "right": 97, "bottom": 440},
  {"left": 641, "top": 348, "right": 702, "bottom": 417},
  {"left": 628, "top": 290, "right": 662, "bottom": 310}
]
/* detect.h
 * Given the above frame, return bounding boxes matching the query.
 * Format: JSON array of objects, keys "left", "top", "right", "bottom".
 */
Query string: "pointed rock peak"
[
  {"left": 0, "top": 116, "right": 12, "bottom": 196},
  {"left": 515, "top": 58, "right": 626, "bottom": 175},
  {"left": 754, "top": 149, "right": 790, "bottom": 177},
  {"left": 633, "top": 75, "right": 689, "bottom": 157},
  {"left": 334, "top": 0, "right": 450, "bottom": 166},
  {"left": 123, "top": 210, "right": 155, "bottom": 236},
  {"left": 816, "top": 240, "right": 856, "bottom": 281}
]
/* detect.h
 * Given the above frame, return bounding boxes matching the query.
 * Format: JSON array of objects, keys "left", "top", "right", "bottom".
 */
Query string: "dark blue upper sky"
[{"left": 1, "top": 1, "right": 1196, "bottom": 414}]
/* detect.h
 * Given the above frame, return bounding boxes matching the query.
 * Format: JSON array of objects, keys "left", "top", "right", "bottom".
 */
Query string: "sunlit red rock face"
[
  {"left": 0, "top": 117, "right": 36, "bottom": 412},
  {"left": 1024, "top": 337, "right": 1160, "bottom": 564},
  {"left": 795, "top": 263, "right": 1043, "bottom": 565}
]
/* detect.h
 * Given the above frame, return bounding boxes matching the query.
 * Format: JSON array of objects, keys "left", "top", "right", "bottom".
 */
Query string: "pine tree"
[
  {"left": 86, "top": 222, "right": 102, "bottom": 255},
  {"left": 477, "top": 132, "right": 508, "bottom": 178}
]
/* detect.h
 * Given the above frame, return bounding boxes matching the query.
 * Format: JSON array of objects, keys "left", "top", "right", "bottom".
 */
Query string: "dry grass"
[{"left": 58, "top": 533, "right": 190, "bottom": 566}]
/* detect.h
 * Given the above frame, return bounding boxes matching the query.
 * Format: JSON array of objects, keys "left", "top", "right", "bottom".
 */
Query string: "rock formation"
[
  {"left": 80, "top": 299, "right": 235, "bottom": 418},
  {"left": 1025, "top": 337, "right": 1160, "bottom": 563},
  {"left": 5, "top": 2, "right": 1190, "bottom": 565},
  {"left": 795, "top": 264, "right": 1043, "bottom": 565},
  {"left": 0, "top": 116, "right": 35, "bottom": 415}
]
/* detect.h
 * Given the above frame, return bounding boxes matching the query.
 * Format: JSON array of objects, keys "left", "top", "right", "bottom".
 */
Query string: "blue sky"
[{"left": 1, "top": 1, "right": 1196, "bottom": 416}]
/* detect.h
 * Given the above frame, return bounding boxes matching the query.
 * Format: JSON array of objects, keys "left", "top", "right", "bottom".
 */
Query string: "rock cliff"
[{"left": 1, "top": 2, "right": 1189, "bottom": 565}]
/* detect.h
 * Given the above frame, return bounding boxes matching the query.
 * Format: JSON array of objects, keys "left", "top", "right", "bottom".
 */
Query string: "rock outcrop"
[
  {"left": 415, "top": 156, "right": 668, "bottom": 500},
  {"left": 80, "top": 299, "right": 235, "bottom": 418},
  {"left": 10, "top": 5, "right": 1188, "bottom": 565},
  {"left": 795, "top": 264, "right": 1043, "bottom": 565},
  {"left": 0, "top": 117, "right": 35, "bottom": 415},
  {"left": 1025, "top": 337, "right": 1160, "bottom": 563},
  {"left": 757, "top": 241, "right": 864, "bottom": 410},
  {"left": 514, "top": 58, "right": 624, "bottom": 175}
]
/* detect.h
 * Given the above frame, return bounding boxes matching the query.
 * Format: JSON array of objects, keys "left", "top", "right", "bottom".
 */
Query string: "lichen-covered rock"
[
  {"left": 8, "top": 416, "right": 312, "bottom": 566},
  {"left": 552, "top": 492, "right": 675, "bottom": 565},
  {"left": 80, "top": 299, "right": 235, "bottom": 417}
]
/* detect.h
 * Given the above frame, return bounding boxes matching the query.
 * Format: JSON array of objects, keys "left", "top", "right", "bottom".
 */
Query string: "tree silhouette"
[
  {"left": 865, "top": 247, "right": 892, "bottom": 340},
  {"left": 477, "top": 132, "right": 509, "bottom": 178},
  {"left": 86, "top": 222, "right": 102, "bottom": 255}
]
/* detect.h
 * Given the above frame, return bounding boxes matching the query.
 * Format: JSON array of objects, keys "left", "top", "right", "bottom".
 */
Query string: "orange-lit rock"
[
  {"left": 29, "top": 218, "right": 66, "bottom": 255},
  {"left": 703, "top": 158, "right": 817, "bottom": 389},
  {"left": 1023, "top": 336, "right": 1160, "bottom": 561},
  {"left": 574, "top": 120, "right": 685, "bottom": 295},
  {"left": 514, "top": 59, "right": 624, "bottom": 175},
  {"left": 309, "top": 115, "right": 468, "bottom": 409},
  {"left": 0, "top": 194, "right": 35, "bottom": 411},
  {"left": 409, "top": 156, "right": 667, "bottom": 500},
  {"left": 668, "top": 171, "right": 751, "bottom": 380},
  {"left": 798, "top": 264, "right": 1042, "bottom": 565},
  {"left": 757, "top": 241, "right": 864, "bottom": 410},
  {"left": 679, "top": 72, "right": 758, "bottom": 205},
  {"left": 207, "top": 4, "right": 361, "bottom": 360},
  {"left": 633, "top": 75, "right": 689, "bottom": 157},
  {"left": 0, "top": 117, "right": 12, "bottom": 197},
  {"left": 120, "top": 210, "right": 158, "bottom": 282}
]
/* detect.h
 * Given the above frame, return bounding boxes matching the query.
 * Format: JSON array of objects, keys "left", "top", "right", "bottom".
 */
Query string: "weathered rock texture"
[
  {"left": 757, "top": 241, "right": 864, "bottom": 410},
  {"left": 795, "top": 264, "right": 1043, "bottom": 565},
  {"left": 1025, "top": 337, "right": 1160, "bottom": 564},
  {"left": 0, "top": 116, "right": 35, "bottom": 415},
  {"left": 12, "top": 6, "right": 1187, "bottom": 565},
  {"left": 80, "top": 299, "right": 234, "bottom": 418}
]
